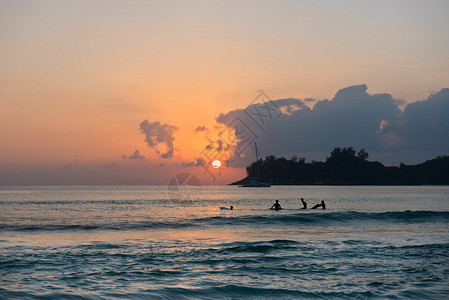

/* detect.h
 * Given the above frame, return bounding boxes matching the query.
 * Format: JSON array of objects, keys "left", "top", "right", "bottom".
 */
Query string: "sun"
[{"left": 212, "top": 160, "right": 221, "bottom": 169}]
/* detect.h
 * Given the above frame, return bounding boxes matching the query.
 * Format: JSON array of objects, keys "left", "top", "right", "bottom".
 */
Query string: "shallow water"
[{"left": 1, "top": 185, "right": 448, "bottom": 299}]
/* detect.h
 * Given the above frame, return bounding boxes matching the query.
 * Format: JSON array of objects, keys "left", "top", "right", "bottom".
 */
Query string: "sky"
[{"left": 1, "top": 0, "right": 448, "bottom": 185}]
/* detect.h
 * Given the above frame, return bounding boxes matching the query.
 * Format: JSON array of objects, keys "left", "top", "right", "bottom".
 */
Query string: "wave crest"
[{"left": 1, "top": 211, "right": 448, "bottom": 232}]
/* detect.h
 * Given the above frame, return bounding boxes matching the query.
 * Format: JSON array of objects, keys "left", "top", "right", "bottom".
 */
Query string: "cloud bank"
[
  {"left": 182, "top": 157, "right": 206, "bottom": 167},
  {"left": 122, "top": 150, "right": 145, "bottom": 160},
  {"left": 215, "top": 85, "right": 449, "bottom": 166},
  {"left": 140, "top": 120, "right": 178, "bottom": 158}
]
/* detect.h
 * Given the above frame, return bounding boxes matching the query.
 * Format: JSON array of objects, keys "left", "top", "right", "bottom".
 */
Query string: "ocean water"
[{"left": 1, "top": 185, "right": 448, "bottom": 299}]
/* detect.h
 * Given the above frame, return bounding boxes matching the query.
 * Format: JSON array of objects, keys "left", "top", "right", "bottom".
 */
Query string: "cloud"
[
  {"left": 122, "top": 150, "right": 145, "bottom": 159},
  {"left": 195, "top": 125, "right": 207, "bottom": 132},
  {"left": 215, "top": 85, "right": 449, "bottom": 166},
  {"left": 139, "top": 120, "right": 178, "bottom": 158},
  {"left": 400, "top": 88, "right": 449, "bottom": 151},
  {"left": 182, "top": 157, "right": 206, "bottom": 167}
]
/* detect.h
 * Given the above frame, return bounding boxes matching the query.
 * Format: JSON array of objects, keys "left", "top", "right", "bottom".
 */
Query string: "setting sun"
[{"left": 212, "top": 160, "right": 221, "bottom": 169}]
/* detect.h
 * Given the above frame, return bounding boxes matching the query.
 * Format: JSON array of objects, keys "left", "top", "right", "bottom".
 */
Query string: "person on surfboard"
[
  {"left": 270, "top": 200, "right": 282, "bottom": 211},
  {"left": 220, "top": 206, "right": 233, "bottom": 210},
  {"left": 311, "top": 200, "right": 326, "bottom": 209},
  {"left": 300, "top": 198, "right": 307, "bottom": 209}
]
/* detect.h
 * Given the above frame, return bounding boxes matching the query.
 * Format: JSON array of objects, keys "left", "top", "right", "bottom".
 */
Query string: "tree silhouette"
[
  {"left": 357, "top": 149, "right": 369, "bottom": 161},
  {"left": 235, "top": 147, "right": 449, "bottom": 185}
]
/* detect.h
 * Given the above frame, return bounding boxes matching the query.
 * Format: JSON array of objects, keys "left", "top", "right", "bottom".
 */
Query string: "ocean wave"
[
  {"left": 1, "top": 211, "right": 448, "bottom": 232},
  {"left": 148, "top": 285, "right": 379, "bottom": 299},
  {"left": 215, "top": 239, "right": 301, "bottom": 254},
  {"left": 195, "top": 210, "right": 449, "bottom": 228},
  {"left": 0, "top": 221, "right": 198, "bottom": 232},
  {"left": 12, "top": 284, "right": 445, "bottom": 300},
  {"left": 209, "top": 240, "right": 449, "bottom": 257},
  {"left": 0, "top": 286, "right": 381, "bottom": 300},
  {"left": 2, "top": 238, "right": 449, "bottom": 299}
]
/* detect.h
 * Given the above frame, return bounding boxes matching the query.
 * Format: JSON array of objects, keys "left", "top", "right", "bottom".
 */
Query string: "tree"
[
  {"left": 240, "top": 148, "right": 449, "bottom": 185},
  {"left": 291, "top": 155, "right": 306, "bottom": 164},
  {"left": 330, "top": 147, "right": 342, "bottom": 158},
  {"left": 357, "top": 149, "right": 369, "bottom": 161}
]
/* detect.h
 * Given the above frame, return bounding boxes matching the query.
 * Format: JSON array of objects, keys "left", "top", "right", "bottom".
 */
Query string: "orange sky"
[{"left": 1, "top": 0, "right": 448, "bottom": 184}]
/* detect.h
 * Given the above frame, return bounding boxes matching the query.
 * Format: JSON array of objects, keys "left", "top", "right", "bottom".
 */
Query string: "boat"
[
  {"left": 239, "top": 179, "right": 271, "bottom": 187},
  {"left": 239, "top": 143, "right": 271, "bottom": 187}
]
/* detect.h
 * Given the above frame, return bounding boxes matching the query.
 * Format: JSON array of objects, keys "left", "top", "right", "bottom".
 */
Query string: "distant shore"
[{"left": 231, "top": 147, "right": 449, "bottom": 186}]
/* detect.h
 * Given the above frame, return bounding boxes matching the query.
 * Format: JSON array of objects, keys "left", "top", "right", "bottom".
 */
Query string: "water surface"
[{"left": 1, "top": 185, "right": 448, "bottom": 299}]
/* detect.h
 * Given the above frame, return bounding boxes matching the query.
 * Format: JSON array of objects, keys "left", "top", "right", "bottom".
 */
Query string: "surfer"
[
  {"left": 220, "top": 206, "right": 233, "bottom": 210},
  {"left": 311, "top": 200, "right": 326, "bottom": 209},
  {"left": 300, "top": 198, "right": 307, "bottom": 209},
  {"left": 270, "top": 200, "right": 282, "bottom": 211}
]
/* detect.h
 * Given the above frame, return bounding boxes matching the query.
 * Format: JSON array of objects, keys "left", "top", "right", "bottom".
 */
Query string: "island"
[{"left": 231, "top": 147, "right": 449, "bottom": 185}]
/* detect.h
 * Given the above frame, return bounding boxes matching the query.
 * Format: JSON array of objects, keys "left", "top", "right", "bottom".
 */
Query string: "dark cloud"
[
  {"left": 122, "top": 150, "right": 145, "bottom": 160},
  {"left": 215, "top": 85, "right": 448, "bottom": 166},
  {"left": 400, "top": 88, "right": 449, "bottom": 151},
  {"left": 294, "top": 84, "right": 402, "bottom": 152},
  {"left": 139, "top": 120, "right": 178, "bottom": 158},
  {"left": 216, "top": 140, "right": 224, "bottom": 151},
  {"left": 195, "top": 125, "right": 207, "bottom": 132},
  {"left": 215, "top": 97, "right": 302, "bottom": 158}
]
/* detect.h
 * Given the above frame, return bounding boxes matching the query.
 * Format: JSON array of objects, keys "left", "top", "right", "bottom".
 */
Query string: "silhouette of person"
[
  {"left": 311, "top": 200, "right": 326, "bottom": 209},
  {"left": 271, "top": 200, "right": 282, "bottom": 211},
  {"left": 220, "top": 206, "right": 233, "bottom": 210},
  {"left": 300, "top": 198, "right": 307, "bottom": 209}
]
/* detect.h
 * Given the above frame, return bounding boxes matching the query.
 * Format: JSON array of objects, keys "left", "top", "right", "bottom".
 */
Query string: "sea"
[{"left": 1, "top": 185, "right": 448, "bottom": 299}]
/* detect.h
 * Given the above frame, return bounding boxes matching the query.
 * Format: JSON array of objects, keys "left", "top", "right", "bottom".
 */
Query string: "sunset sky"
[{"left": 1, "top": 0, "right": 448, "bottom": 185}]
